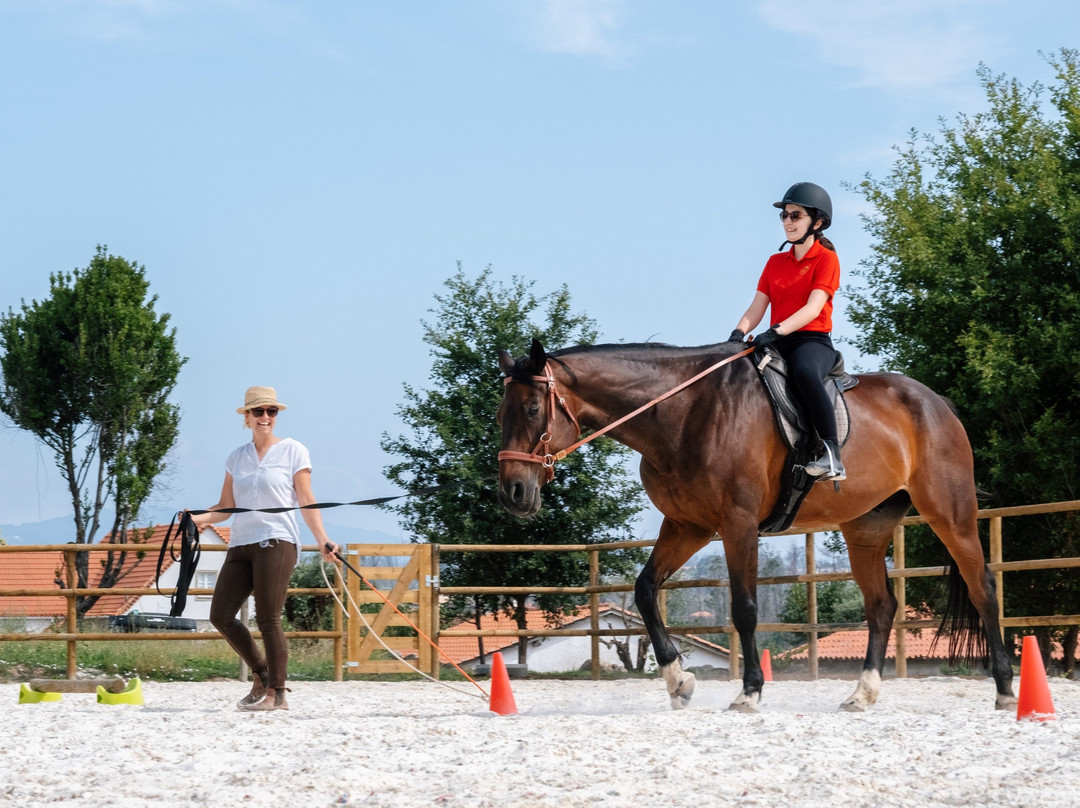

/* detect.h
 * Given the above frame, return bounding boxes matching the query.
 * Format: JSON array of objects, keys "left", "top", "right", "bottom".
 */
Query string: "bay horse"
[{"left": 497, "top": 338, "right": 1016, "bottom": 713}]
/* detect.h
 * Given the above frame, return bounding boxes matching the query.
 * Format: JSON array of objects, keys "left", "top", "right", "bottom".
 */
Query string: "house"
[
  {"left": 780, "top": 621, "right": 1080, "bottom": 677},
  {"left": 439, "top": 603, "right": 731, "bottom": 674},
  {"left": 0, "top": 525, "right": 233, "bottom": 631},
  {"left": 779, "top": 624, "right": 952, "bottom": 676}
]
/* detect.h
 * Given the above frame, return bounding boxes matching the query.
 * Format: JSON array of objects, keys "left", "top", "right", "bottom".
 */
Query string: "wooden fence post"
[
  {"left": 589, "top": 549, "right": 600, "bottom": 680},
  {"left": 332, "top": 565, "right": 344, "bottom": 682},
  {"left": 806, "top": 532, "right": 818, "bottom": 680},
  {"left": 893, "top": 524, "right": 907, "bottom": 678},
  {"left": 990, "top": 516, "right": 1004, "bottom": 642},
  {"left": 65, "top": 548, "right": 78, "bottom": 679}
]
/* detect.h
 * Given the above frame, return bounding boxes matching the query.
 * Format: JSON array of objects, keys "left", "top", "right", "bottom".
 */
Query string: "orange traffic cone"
[
  {"left": 1016, "top": 634, "right": 1055, "bottom": 722},
  {"left": 760, "top": 648, "right": 773, "bottom": 682},
  {"left": 488, "top": 653, "right": 518, "bottom": 716}
]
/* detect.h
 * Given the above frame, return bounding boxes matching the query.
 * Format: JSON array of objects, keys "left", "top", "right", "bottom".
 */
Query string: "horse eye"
[{"left": 527, "top": 404, "right": 540, "bottom": 418}]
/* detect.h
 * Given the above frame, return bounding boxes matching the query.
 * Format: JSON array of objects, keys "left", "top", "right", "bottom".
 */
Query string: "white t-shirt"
[{"left": 225, "top": 437, "right": 312, "bottom": 550}]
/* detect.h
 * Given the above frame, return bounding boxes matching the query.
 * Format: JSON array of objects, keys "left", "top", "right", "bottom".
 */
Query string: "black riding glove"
[
  {"left": 753, "top": 326, "right": 782, "bottom": 350},
  {"left": 727, "top": 329, "right": 745, "bottom": 343}
]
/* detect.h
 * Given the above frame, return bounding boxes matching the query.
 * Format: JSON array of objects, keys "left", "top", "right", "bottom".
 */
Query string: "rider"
[{"left": 728, "top": 181, "right": 845, "bottom": 481}]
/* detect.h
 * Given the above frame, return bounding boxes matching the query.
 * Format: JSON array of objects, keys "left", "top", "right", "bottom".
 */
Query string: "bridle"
[
  {"left": 497, "top": 362, "right": 580, "bottom": 482},
  {"left": 498, "top": 347, "right": 754, "bottom": 480}
]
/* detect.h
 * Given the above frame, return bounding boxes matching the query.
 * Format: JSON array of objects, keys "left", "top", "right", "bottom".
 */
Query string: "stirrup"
[{"left": 806, "top": 442, "right": 845, "bottom": 481}]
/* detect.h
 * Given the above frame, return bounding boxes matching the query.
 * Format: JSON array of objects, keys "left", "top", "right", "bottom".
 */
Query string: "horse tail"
[{"left": 929, "top": 556, "right": 989, "bottom": 668}]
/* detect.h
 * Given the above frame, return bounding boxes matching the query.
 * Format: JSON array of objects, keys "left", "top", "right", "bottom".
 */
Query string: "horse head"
[{"left": 496, "top": 338, "right": 581, "bottom": 517}]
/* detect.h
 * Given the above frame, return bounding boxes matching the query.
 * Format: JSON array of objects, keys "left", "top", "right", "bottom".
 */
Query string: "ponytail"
[{"left": 817, "top": 234, "right": 836, "bottom": 253}]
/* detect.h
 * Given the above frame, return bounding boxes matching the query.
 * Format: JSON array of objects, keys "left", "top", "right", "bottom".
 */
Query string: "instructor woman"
[{"left": 192, "top": 386, "right": 339, "bottom": 711}]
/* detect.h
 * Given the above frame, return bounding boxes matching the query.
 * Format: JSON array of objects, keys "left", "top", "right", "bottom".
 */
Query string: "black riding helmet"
[{"left": 774, "top": 182, "right": 832, "bottom": 249}]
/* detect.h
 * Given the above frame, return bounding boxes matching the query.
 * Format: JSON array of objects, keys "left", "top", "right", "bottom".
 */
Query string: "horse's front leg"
[
  {"left": 635, "top": 521, "right": 711, "bottom": 710},
  {"left": 724, "top": 530, "right": 764, "bottom": 713},
  {"left": 839, "top": 530, "right": 899, "bottom": 712}
]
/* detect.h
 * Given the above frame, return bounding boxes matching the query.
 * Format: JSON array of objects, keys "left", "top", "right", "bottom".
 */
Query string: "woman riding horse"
[{"left": 730, "top": 181, "right": 845, "bottom": 481}]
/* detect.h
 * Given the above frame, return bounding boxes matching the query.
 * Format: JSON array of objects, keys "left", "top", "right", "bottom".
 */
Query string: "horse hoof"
[
  {"left": 661, "top": 665, "right": 696, "bottom": 710},
  {"left": 840, "top": 699, "right": 869, "bottom": 713},
  {"left": 727, "top": 693, "right": 760, "bottom": 714},
  {"left": 995, "top": 693, "right": 1019, "bottom": 711},
  {"left": 668, "top": 674, "right": 697, "bottom": 710}
]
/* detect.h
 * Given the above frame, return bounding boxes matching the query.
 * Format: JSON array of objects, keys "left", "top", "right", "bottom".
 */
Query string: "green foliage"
[
  {"left": 0, "top": 247, "right": 186, "bottom": 614},
  {"left": 780, "top": 579, "right": 866, "bottom": 626},
  {"left": 849, "top": 49, "right": 1080, "bottom": 627},
  {"left": 0, "top": 638, "right": 336, "bottom": 682},
  {"left": 284, "top": 555, "right": 338, "bottom": 633},
  {"left": 380, "top": 266, "right": 648, "bottom": 657}
]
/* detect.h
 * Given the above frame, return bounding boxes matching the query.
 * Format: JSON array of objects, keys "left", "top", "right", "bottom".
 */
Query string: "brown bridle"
[
  {"left": 498, "top": 347, "right": 754, "bottom": 480},
  {"left": 497, "top": 362, "right": 580, "bottom": 482}
]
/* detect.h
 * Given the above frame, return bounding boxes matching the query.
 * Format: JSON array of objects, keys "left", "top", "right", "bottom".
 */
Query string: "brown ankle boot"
[
  {"left": 236, "top": 670, "right": 268, "bottom": 708},
  {"left": 238, "top": 687, "right": 290, "bottom": 712}
]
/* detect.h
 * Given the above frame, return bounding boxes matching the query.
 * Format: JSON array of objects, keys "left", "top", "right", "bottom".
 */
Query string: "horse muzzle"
[{"left": 498, "top": 473, "right": 543, "bottom": 518}]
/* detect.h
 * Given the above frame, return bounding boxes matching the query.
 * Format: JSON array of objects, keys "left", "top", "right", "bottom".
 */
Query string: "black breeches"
[{"left": 777, "top": 333, "right": 838, "bottom": 442}]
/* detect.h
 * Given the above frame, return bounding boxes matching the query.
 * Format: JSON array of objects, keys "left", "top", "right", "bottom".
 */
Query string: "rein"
[
  {"left": 499, "top": 346, "right": 754, "bottom": 473},
  {"left": 158, "top": 477, "right": 487, "bottom": 616}
]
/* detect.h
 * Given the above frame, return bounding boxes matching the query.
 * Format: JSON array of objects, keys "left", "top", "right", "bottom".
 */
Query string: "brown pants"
[{"left": 210, "top": 540, "right": 297, "bottom": 689}]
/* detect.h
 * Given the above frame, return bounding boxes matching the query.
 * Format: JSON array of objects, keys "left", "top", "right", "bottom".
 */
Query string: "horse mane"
[
  {"left": 547, "top": 341, "right": 733, "bottom": 359},
  {"left": 505, "top": 341, "right": 743, "bottom": 386}
]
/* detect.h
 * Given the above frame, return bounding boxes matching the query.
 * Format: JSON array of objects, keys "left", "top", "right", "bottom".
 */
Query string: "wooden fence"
[
  {"left": 0, "top": 543, "right": 346, "bottom": 680},
  {"left": 435, "top": 500, "right": 1080, "bottom": 678},
  {"left": 2, "top": 500, "right": 1079, "bottom": 680}
]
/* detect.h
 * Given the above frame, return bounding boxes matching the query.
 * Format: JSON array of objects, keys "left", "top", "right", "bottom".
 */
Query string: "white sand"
[{"left": 4, "top": 675, "right": 1079, "bottom": 808}]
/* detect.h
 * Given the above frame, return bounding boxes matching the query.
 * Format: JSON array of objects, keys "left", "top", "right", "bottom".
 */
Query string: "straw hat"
[{"left": 236, "top": 386, "right": 288, "bottom": 414}]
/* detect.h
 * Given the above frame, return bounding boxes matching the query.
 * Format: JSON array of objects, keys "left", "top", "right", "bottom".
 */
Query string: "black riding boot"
[{"left": 806, "top": 439, "right": 846, "bottom": 481}]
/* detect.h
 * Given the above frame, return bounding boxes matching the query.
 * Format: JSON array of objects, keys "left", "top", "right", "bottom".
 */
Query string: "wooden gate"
[{"left": 344, "top": 543, "right": 439, "bottom": 677}]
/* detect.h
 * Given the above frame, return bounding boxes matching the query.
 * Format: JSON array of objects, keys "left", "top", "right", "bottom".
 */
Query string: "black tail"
[{"left": 929, "top": 558, "right": 989, "bottom": 667}]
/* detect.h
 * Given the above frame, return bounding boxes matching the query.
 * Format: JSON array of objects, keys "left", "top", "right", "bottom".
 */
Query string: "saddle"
[{"left": 754, "top": 346, "right": 859, "bottom": 534}]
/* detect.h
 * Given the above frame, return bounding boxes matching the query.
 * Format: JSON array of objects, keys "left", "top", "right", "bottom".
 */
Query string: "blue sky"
[{"left": 0, "top": 1, "right": 1075, "bottom": 540}]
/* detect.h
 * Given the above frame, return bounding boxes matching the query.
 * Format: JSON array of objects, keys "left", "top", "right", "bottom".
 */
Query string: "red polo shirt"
[{"left": 756, "top": 240, "right": 840, "bottom": 333}]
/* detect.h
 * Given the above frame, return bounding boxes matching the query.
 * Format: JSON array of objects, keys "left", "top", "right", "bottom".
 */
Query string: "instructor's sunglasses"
[
  {"left": 248, "top": 407, "right": 279, "bottom": 417},
  {"left": 779, "top": 210, "right": 809, "bottom": 222}
]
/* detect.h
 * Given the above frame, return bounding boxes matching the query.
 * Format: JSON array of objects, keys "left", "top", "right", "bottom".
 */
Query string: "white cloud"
[
  {"left": 522, "top": 0, "right": 633, "bottom": 62},
  {"left": 757, "top": 0, "right": 1003, "bottom": 91}
]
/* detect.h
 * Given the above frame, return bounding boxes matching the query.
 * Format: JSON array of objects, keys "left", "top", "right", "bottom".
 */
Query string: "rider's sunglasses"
[
  {"left": 779, "top": 210, "right": 809, "bottom": 222},
  {"left": 248, "top": 407, "right": 279, "bottom": 417}
]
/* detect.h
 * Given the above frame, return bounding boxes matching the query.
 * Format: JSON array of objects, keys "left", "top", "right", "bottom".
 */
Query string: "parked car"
[{"left": 109, "top": 612, "right": 196, "bottom": 632}]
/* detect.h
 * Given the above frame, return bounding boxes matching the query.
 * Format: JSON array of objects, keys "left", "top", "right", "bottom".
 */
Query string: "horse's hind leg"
[
  {"left": 918, "top": 508, "right": 1016, "bottom": 710},
  {"left": 635, "top": 520, "right": 711, "bottom": 710}
]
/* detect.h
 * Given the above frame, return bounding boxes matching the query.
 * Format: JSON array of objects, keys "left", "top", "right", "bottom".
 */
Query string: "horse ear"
[
  {"left": 498, "top": 349, "right": 515, "bottom": 376},
  {"left": 529, "top": 338, "right": 546, "bottom": 373}
]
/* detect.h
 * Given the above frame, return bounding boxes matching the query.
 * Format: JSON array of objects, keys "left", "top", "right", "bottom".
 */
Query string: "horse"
[{"left": 496, "top": 338, "right": 1016, "bottom": 713}]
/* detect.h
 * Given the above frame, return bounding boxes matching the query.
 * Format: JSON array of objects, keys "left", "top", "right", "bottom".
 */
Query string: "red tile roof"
[
  {"left": 440, "top": 605, "right": 573, "bottom": 665},
  {"left": 783, "top": 625, "right": 943, "bottom": 661},
  {"left": 783, "top": 621, "right": 1080, "bottom": 662},
  {"left": 0, "top": 524, "right": 230, "bottom": 618}
]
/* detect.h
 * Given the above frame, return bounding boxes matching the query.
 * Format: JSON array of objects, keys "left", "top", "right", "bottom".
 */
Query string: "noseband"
[{"left": 497, "top": 362, "right": 580, "bottom": 482}]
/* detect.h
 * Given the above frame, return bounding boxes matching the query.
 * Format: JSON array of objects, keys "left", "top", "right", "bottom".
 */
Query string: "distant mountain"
[
  {"left": 0, "top": 515, "right": 80, "bottom": 545},
  {"left": 0, "top": 514, "right": 407, "bottom": 546}
]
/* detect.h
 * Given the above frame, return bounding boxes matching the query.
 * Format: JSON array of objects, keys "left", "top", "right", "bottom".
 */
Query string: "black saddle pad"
[
  {"left": 755, "top": 346, "right": 858, "bottom": 453},
  {"left": 754, "top": 346, "right": 859, "bottom": 534}
]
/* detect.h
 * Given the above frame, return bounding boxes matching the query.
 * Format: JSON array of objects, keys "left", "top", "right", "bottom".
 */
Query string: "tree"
[
  {"left": 0, "top": 247, "right": 186, "bottom": 616},
  {"left": 380, "top": 266, "right": 648, "bottom": 664},
  {"left": 848, "top": 49, "right": 1080, "bottom": 672},
  {"left": 285, "top": 555, "right": 336, "bottom": 635}
]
